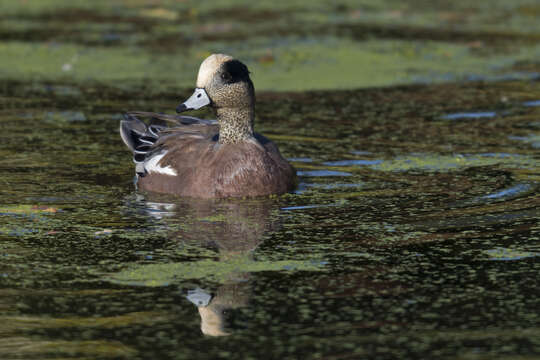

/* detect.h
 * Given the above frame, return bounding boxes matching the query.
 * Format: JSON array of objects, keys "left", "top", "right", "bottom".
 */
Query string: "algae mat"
[
  {"left": 1, "top": 78, "right": 539, "bottom": 359},
  {"left": 1, "top": 1, "right": 540, "bottom": 359},
  {"left": 1, "top": 0, "right": 540, "bottom": 90}
]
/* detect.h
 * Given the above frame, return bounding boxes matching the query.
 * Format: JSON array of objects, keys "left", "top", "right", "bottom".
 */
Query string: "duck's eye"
[{"left": 221, "top": 72, "right": 232, "bottom": 82}]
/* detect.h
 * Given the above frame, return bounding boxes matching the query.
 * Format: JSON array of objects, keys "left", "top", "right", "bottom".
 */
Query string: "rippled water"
[{"left": 0, "top": 78, "right": 539, "bottom": 359}]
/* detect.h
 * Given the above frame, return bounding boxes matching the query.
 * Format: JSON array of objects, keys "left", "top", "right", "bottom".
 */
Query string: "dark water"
[
  {"left": 1, "top": 2, "right": 540, "bottom": 358},
  {"left": 1, "top": 78, "right": 539, "bottom": 359}
]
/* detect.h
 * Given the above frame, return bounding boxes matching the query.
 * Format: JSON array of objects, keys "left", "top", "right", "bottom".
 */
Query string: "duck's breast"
[
  {"left": 138, "top": 138, "right": 295, "bottom": 198},
  {"left": 209, "top": 140, "right": 296, "bottom": 197}
]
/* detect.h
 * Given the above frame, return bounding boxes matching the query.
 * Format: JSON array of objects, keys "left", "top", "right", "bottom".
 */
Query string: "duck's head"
[{"left": 176, "top": 54, "right": 254, "bottom": 114}]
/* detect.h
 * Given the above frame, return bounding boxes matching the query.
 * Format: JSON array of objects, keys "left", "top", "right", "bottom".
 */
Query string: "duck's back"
[{"left": 121, "top": 112, "right": 296, "bottom": 198}]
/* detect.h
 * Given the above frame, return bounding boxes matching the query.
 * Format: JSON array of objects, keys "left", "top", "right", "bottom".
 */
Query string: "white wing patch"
[{"left": 144, "top": 152, "right": 177, "bottom": 176}]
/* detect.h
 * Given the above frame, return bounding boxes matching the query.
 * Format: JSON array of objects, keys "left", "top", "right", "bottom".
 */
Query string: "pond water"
[
  {"left": 1, "top": 78, "right": 539, "bottom": 359},
  {"left": 2, "top": 0, "right": 540, "bottom": 358}
]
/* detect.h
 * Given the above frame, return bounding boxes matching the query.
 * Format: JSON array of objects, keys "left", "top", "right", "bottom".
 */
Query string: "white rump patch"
[
  {"left": 144, "top": 152, "right": 177, "bottom": 176},
  {"left": 196, "top": 53, "right": 233, "bottom": 88}
]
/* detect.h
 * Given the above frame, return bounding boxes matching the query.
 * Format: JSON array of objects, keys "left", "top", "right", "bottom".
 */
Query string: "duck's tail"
[
  {"left": 120, "top": 113, "right": 167, "bottom": 175},
  {"left": 120, "top": 111, "right": 219, "bottom": 176}
]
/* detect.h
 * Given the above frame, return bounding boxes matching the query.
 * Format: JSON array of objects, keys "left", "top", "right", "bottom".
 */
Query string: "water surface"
[
  {"left": 1, "top": 78, "right": 539, "bottom": 359},
  {"left": 1, "top": 0, "right": 540, "bottom": 359}
]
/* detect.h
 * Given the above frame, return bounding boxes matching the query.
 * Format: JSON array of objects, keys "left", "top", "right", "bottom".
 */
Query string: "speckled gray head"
[
  {"left": 176, "top": 53, "right": 256, "bottom": 144},
  {"left": 176, "top": 54, "right": 230, "bottom": 112},
  {"left": 176, "top": 53, "right": 253, "bottom": 113}
]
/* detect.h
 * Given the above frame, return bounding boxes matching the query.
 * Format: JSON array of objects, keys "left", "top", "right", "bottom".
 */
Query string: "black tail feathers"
[{"left": 120, "top": 113, "right": 166, "bottom": 163}]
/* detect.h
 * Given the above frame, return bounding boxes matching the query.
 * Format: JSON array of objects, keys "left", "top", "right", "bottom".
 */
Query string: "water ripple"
[
  {"left": 323, "top": 159, "right": 383, "bottom": 166},
  {"left": 288, "top": 157, "right": 313, "bottom": 163},
  {"left": 523, "top": 100, "right": 540, "bottom": 107},
  {"left": 481, "top": 183, "right": 533, "bottom": 200},
  {"left": 485, "top": 247, "right": 539, "bottom": 261},
  {"left": 441, "top": 112, "right": 496, "bottom": 120},
  {"left": 508, "top": 134, "right": 540, "bottom": 149},
  {"left": 297, "top": 170, "right": 352, "bottom": 177}
]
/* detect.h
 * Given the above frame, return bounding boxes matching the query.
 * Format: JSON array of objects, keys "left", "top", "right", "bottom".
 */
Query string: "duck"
[{"left": 120, "top": 53, "right": 296, "bottom": 198}]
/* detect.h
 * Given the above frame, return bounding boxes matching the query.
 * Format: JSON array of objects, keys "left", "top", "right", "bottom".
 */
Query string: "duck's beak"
[{"left": 176, "top": 88, "right": 211, "bottom": 113}]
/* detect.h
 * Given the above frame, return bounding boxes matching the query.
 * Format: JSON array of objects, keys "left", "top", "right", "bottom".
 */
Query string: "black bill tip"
[{"left": 176, "top": 103, "right": 189, "bottom": 113}]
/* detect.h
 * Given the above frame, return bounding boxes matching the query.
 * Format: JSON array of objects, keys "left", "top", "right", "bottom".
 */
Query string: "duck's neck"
[{"left": 216, "top": 106, "right": 254, "bottom": 144}]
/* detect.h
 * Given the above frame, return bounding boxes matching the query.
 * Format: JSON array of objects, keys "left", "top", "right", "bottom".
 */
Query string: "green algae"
[
  {"left": 2, "top": 0, "right": 540, "bottom": 90},
  {"left": 0, "top": 41, "right": 197, "bottom": 85},
  {"left": 0, "top": 1, "right": 539, "bottom": 359},
  {"left": 0, "top": 204, "right": 60, "bottom": 214},
  {"left": 2, "top": 311, "right": 167, "bottom": 330},
  {"left": 484, "top": 247, "right": 540, "bottom": 261},
  {"left": 368, "top": 153, "right": 537, "bottom": 172},
  {"left": 3, "top": 0, "right": 540, "bottom": 35},
  {"left": 0, "top": 338, "right": 137, "bottom": 358},
  {"left": 108, "top": 256, "right": 326, "bottom": 286},
  {"left": 2, "top": 37, "right": 540, "bottom": 91}
]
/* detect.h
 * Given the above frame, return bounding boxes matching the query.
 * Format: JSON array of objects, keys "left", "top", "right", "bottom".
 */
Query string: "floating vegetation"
[
  {"left": 484, "top": 247, "right": 540, "bottom": 261},
  {"left": 368, "top": 153, "right": 536, "bottom": 172},
  {"left": 1, "top": 0, "right": 540, "bottom": 358},
  {"left": 108, "top": 256, "right": 327, "bottom": 286}
]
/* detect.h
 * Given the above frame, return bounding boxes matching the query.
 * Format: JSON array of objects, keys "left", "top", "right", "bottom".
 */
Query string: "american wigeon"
[{"left": 120, "top": 53, "right": 296, "bottom": 198}]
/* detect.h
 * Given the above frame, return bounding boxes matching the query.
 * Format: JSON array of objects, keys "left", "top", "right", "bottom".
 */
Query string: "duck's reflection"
[
  {"left": 188, "top": 283, "right": 250, "bottom": 336},
  {"left": 140, "top": 194, "right": 281, "bottom": 336}
]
